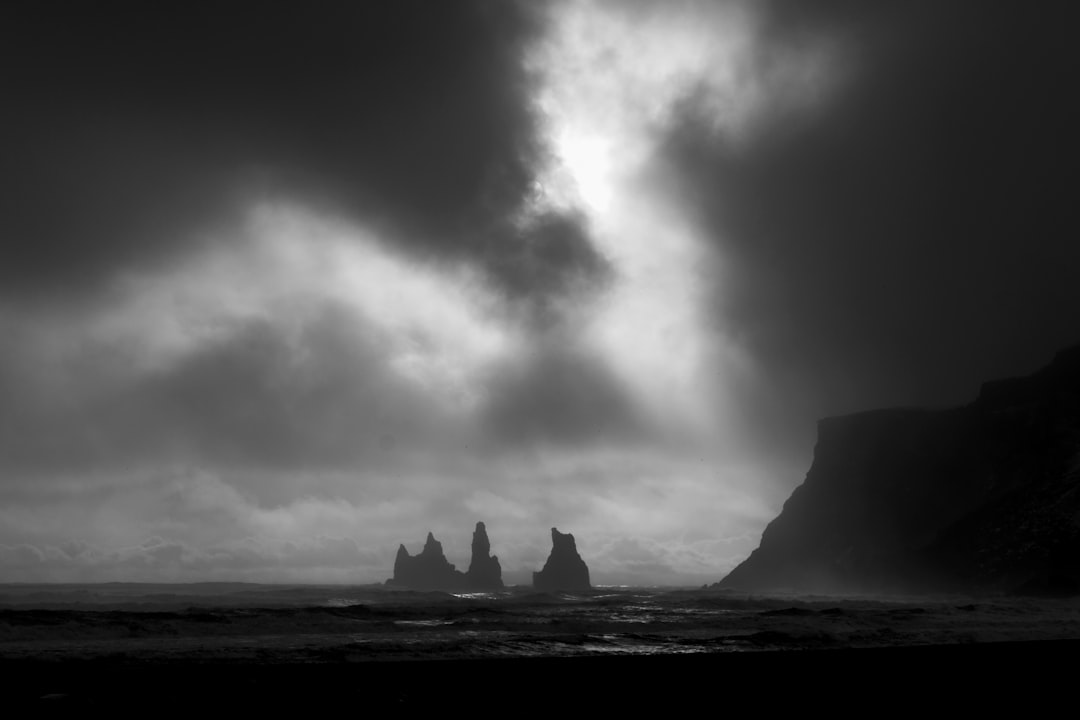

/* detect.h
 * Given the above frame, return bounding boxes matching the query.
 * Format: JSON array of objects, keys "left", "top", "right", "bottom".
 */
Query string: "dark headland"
[{"left": 719, "top": 343, "right": 1080, "bottom": 596}]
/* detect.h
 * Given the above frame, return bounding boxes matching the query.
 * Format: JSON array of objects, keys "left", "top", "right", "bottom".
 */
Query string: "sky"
[{"left": 1, "top": 0, "right": 1077, "bottom": 586}]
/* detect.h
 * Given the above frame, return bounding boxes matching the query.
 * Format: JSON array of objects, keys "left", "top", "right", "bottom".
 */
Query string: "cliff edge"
[{"left": 718, "top": 344, "right": 1080, "bottom": 596}]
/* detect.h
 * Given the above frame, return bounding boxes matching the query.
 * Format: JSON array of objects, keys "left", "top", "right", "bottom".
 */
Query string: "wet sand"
[{"left": 5, "top": 640, "right": 1078, "bottom": 711}]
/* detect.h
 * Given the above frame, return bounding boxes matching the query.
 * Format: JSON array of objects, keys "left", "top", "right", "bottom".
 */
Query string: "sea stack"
[
  {"left": 533, "top": 528, "right": 591, "bottom": 591},
  {"left": 465, "top": 521, "right": 504, "bottom": 590},
  {"left": 387, "top": 532, "right": 467, "bottom": 590}
]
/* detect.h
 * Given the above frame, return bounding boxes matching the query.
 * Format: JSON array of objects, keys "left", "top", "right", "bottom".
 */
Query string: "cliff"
[
  {"left": 719, "top": 344, "right": 1080, "bottom": 596},
  {"left": 387, "top": 532, "right": 467, "bottom": 591},
  {"left": 533, "top": 528, "right": 591, "bottom": 591},
  {"left": 465, "top": 521, "right": 504, "bottom": 590}
]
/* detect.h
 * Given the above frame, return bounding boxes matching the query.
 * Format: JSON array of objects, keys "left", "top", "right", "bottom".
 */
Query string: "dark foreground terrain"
[{"left": 3, "top": 583, "right": 1078, "bottom": 709}]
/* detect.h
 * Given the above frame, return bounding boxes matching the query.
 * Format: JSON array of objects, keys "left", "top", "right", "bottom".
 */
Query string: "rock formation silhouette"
[
  {"left": 718, "top": 343, "right": 1080, "bottom": 596},
  {"left": 533, "top": 527, "right": 591, "bottom": 591},
  {"left": 387, "top": 532, "right": 467, "bottom": 590},
  {"left": 387, "top": 523, "right": 505, "bottom": 590},
  {"left": 465, "top": 521, "right": 504, "bottom": 590}
]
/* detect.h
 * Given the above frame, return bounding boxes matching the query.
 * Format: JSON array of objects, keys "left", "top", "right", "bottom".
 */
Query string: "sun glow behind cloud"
[
  {"left": 0, "top": 0, "right": 848, "bottom": 585},
  {"left": 525, "top": 0, "right": 845, "bottom": 443},
  {"left": 526, "top": 0, "right": 760, "bottom": 445}
]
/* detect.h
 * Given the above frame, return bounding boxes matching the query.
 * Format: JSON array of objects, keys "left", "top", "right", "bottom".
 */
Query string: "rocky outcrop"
[
  {"left": 387, "top": 524, "right": 505, "bottom": 591},
  {"left": 533, "top": 528, "right": 591, "bottom": 591},
  {"left": 718, "top": 344, "right": 1080, "bottom": 596},
  {"left": 387, "top": 532, "right": 467, "bottom": 590},
  {"left": 465, "top": 522, "right": 503, "bottom": 590}
]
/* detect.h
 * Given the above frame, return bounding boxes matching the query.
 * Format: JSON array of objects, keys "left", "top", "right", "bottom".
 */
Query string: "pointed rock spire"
[
  {"left": 423, "top": 532, "right": 441, "bottom": 555},
  {"left": 466, "top": 521, "right": 503, "bottom": 590},
  {"left": 387, "top": 531, "right": 466, "bottom": 590},
  {"left": 533, "top": 527, "right": 591, "bottom": 591}
]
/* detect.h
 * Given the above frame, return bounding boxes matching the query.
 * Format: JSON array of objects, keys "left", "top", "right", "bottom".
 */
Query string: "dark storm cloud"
[
  {"left": 484, "top": 210, "right": 613, "bottom": 326},
  {"left": 482, "top": 342, "right": 644, "bottom": 447},
  {"left": 0, "top": 1, "right": 606, "bottom": 305},
  {"left": 0, "top": 304, "right": 468, "bottom": 476},
  {"left": 138, "top": 309, "right": 457, "bottom": 470},
  {"left": 660, "top": 0, "right": 1080, "bottom": 449}
]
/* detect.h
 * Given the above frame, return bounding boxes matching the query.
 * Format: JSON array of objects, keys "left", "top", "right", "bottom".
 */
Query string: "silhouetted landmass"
[
  {"left": 466, "top": 521, "right": 504, "bottom": 590},
  {"left": 719, "top": 344, "right": 1080, "bottom": 596},
  {"left": 387, "top": 524, "right": 505, "bottom": 591},
  {"left": 533, "top": 527, "right": 591, "bottom": 591},
  {"left": 388, "top": 532, "right": 467, "bottom": 591}
]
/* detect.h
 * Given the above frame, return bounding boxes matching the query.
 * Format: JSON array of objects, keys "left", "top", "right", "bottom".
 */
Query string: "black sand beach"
[{"left": 6, "top": 641, "right": 1078, "bottom": 711}]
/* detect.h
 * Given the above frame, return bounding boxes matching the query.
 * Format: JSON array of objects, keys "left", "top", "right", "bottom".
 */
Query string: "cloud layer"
[
  {"left": 1, "top": 0, "right": 1077, "bottom": 584},
  {"left": 658, "top": 0, "right": 1080, "bottom": 449}
]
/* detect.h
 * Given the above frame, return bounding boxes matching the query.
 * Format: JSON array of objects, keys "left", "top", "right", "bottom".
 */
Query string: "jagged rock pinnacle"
[
  {"left": 387, "top": 531, "right": 466, "bottom": 590},
  {"left": 533, "top": 527, "right": 591, "bottom": 591},
  {"left": 466, "top": 521, "right": 503, "bottom": 590}
]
